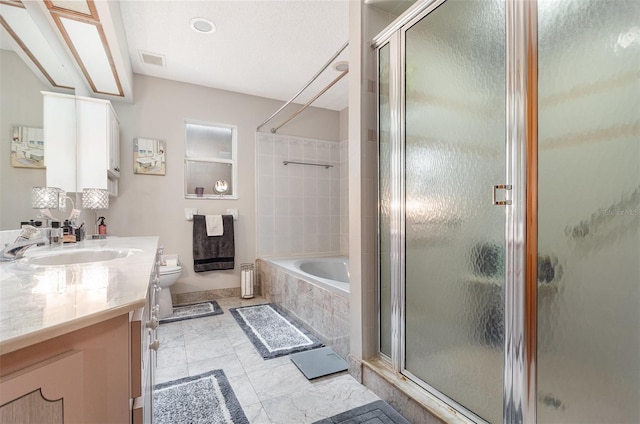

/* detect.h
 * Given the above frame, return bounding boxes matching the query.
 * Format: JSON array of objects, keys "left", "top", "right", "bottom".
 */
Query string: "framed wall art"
[
  {"left": 10, "top": 125, "right": 44, "bottom": 169},
  {"left": 134, "top": 137, "right": 166, "bottom": 175}
]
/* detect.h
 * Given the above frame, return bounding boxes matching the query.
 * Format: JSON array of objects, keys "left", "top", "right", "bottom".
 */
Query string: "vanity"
[{"left": 0, "top": 237, "right": 160, "bottom": 424}]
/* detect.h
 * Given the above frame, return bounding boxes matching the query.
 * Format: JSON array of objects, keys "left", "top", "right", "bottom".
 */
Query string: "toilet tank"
[{"left": 161, "top": 254, "right": 178, "bottom": 267}]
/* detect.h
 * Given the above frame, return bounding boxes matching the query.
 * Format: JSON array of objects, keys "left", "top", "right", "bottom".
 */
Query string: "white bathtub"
[{"left": 267, "top": 256, "right": 349, "bottom": 296}]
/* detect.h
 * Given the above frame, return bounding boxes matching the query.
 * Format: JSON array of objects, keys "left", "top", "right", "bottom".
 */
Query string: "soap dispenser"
[{"left": 98, "top": 217, "right": 107, "bottom": 235}]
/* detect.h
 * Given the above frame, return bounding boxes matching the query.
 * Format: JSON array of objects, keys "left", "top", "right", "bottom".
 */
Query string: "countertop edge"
[{"left": 0, "top": 298, "right": 147, "bottom": 356}]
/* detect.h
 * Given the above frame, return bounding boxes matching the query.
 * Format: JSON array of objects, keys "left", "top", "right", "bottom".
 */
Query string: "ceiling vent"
[{"left": 138, "top": 50, "right": 165, "bottom": 66}]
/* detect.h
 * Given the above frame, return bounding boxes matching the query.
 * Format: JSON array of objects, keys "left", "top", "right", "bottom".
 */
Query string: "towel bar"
[{"left": 282, "top": 161, "right": 333, "bottom": 169}]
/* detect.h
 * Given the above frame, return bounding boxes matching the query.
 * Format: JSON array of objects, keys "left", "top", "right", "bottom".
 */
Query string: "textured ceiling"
[{"left": 119, "top": 0, "right": 350, "bottom": 111}]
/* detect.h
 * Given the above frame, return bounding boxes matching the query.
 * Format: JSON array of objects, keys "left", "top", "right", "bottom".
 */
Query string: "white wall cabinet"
[
  {"left": 42, "top": 92, "right": 120, "bottom": 196},
  {"left": 43, "top": 92, "right": 77, "bottom": 193},
  {"left": 76, "top": 96, "right": 120, "bottom": 196}
]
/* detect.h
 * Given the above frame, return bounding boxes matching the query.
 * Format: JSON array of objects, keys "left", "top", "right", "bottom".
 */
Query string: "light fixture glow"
[
  {"left": 82, "top": 188, "right": 109, "bottom": 210},
  {"left": 190, "top": 17, "right": 216, "bottom": 34},
  {"left": 32, "top": 187, "right": 60, "bottom": 209}
]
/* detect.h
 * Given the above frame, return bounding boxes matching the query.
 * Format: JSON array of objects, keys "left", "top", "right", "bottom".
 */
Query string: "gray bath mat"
[
  {"left": 159, "top": 301, "right": 223, "bottom": 324},
  {"left": 314, "top": 400, "right": 411, "bottom": 424},
  {"left": 154, "top": 369, "right": 248, "bottom": 424},
  {"left": 290, "top": 347, "right": 348, "bottom": 380},
  {"left": 229, "top": 303, "right": 323, "bottom": 359}
]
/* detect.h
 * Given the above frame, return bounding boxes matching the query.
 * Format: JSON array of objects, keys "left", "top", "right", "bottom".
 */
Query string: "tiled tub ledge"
[
  {"left": 257, "top": 258, "right": 350, "bottom": 360},
  {"left": 172, "top": 286, "right": 252, "bottom": 306}
]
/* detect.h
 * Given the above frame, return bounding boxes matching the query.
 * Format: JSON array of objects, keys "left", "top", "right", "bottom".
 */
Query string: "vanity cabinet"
[
  {"left": 0, "top": 284, "right": 159, "bottom": 424},
  {"left": 0, "top": 314, "right": 132, "bottom": 423},
  {"left": 131, "top": 249, "right": 161, "bottom": 424},
  {"left": 0, "top": 239, "right": 160, "bottom": 423},
  {"left": 42, "top": 91, "right": 120, "bottom": 196}
]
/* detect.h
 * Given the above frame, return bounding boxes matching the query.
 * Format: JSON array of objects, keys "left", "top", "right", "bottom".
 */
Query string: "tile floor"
[{"left": 155, "top": 296, "right": 381, "bottom": 423}]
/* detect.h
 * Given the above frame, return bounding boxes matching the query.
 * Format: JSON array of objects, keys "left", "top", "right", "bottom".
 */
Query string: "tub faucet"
[{"left": 0, "top": 226, "right": 47, "bottom": 261}]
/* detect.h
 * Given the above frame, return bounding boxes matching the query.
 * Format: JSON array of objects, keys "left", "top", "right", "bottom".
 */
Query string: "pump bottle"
[{"left": 98, "top": 217, "right": 107, "bottom": 235}]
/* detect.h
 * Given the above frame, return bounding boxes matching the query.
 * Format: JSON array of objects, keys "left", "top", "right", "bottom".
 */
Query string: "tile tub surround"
[
  {"left": 255, "top": 133, "right": 349, "bottom": 257},
  {"left": 172, "top": 286, "right": 252, "bottom": 306},
  {"left": 155, "top": 296, "right": 382, "bottom": 424},
  {"left": 257, "top": 259, "right": 350, "bottom": 360}
]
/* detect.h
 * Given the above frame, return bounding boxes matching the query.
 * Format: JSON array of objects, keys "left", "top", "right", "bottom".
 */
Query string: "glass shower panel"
[
  {"left": 379, "top": 43, "right": 392, "bottom": 357},
  {"left": 403, "top": 1, "right": 505, "bottom": 422},
  {"left": 537, "top": 0, "right": 640, "bottom": 422}
]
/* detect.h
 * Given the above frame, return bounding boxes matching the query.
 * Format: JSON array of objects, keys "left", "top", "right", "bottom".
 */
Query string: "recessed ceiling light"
[
  {"left": 333, "top": 61, "right": 349, "bottom": 72},
  {"left": 190, "top": 17, "right": 216, "bottom": 34}
]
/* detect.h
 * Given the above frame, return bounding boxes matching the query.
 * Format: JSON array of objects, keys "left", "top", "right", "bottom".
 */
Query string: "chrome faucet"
[{"left": 0, "top": 226, "right": 48, "bottom": 261}]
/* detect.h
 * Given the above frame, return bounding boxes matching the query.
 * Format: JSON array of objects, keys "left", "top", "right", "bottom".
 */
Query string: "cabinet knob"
[
  {"left": 114, "top": 167, "right": 120, "bottom": 172},
  {"left": 149, "top": 340, "right": 160, "bottom": 351},
  {"left": 146, "top": 318, "right": 159, "bottom": 330}
]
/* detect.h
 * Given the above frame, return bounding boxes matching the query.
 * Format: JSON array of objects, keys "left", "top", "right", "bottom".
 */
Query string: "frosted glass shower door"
[
  {"left": 403, "top": 1, "right": 506, "bottom": 422},
  {"left": 537, "top": 0, "right": 640, "bottom": 422}
]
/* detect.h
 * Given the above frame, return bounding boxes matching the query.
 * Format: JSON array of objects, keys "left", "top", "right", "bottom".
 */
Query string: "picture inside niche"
[
  {"left": 10, "top": 125, "right": 44, "bottom": 168},
  {"left": 134, "top": 137, "right": 166, "bottom": 175}
]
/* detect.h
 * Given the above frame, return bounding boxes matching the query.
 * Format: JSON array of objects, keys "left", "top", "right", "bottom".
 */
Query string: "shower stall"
[{"left": 376, "top": 0, "right": 639, "bottom": 423}]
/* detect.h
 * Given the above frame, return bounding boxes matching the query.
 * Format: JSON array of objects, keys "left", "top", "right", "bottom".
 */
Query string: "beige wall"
[
  {"left": 0, "top": 50, "right": 48, "bottom": 230},
  {"left": 348, "top": 1, "right": 397, "bottom": 364},
  {"left": 108, "top": 74, "right": 340, "bottom": 293},
  {"left": 339, "top": 107, "right": 349, "bottom": 142}
]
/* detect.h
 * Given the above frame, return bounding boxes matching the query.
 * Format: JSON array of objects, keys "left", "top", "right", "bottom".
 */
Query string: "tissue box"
[{"left": 162, "top": 254, "right": 178, "bottom": 267}]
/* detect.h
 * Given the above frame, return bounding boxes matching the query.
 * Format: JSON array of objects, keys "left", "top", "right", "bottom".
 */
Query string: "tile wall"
[{"left": 256, "top": 132, "right": 348, "bottom": 257}]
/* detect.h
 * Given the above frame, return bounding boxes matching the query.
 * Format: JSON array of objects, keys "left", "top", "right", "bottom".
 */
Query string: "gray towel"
[{"left": 193, "top": 214, "right": 235, "bottom": 272}]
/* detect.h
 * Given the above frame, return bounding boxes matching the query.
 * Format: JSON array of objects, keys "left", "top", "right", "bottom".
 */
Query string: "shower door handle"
[{"left": 493, "top": 184, "right": 512, "bottom": 205}]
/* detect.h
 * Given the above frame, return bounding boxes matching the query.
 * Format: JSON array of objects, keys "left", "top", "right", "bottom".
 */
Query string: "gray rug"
[
  {"left": 154, "top": 369, "right": 248, "bottom": 424},
  {"left": 314, "top": 400, "right": 411, "bottom": 424},
  {"left": 230, "top": 303, "right": 323, "bottom": 359},
  {"left": 160, "top": 301, "right": 223, "bottom": 324}
]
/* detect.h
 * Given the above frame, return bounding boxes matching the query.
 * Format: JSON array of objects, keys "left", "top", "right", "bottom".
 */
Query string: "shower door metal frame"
[
  {"left": 504, "top": 0, "right": 537, "bottom": 423},
  {"left": 374, "top": 0, "right": 539, "bottom": 423},
  {"left": 389, "top": 29, "right": 405, "bottom": 372}
]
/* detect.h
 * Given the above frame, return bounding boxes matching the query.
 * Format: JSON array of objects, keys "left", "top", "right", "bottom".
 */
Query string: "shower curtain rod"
[
  {"left": 256, "top": 41, "right": 349, "bottom": 133},
  {"left": 270, "top": 69, "right": 348, "bottom": 134}
]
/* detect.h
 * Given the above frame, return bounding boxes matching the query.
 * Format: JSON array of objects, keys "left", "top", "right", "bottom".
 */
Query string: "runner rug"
[
  {"left": 229, "top": 303, "right": 323, "bottom": 359},
  {"left": 159, "top": 300, "right": 223, "bottom": 324},
  {"left": 153, "top": 369, "right": 248, "bottom": 424}
]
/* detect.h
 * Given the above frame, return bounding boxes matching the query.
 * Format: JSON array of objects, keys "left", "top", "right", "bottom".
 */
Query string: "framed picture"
[
  {"left": 10, "top": 126, "right": 44, "bottom": 168},
  {"left": 134, "top": 138, "right": 166, "bottom": 175}
]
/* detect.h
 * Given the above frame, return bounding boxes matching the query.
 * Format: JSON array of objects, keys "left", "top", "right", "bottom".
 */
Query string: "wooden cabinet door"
[{"left": 0, "top": 351, "right": 84, "bottom": 423}]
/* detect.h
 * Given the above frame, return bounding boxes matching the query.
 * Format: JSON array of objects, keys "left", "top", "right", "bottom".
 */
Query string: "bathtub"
[
  {"left": 136, "top": 156, "right": 156, "bottom": 168},
  {"left": 267, "top": 256, "right": 349, "bottom": 296}
]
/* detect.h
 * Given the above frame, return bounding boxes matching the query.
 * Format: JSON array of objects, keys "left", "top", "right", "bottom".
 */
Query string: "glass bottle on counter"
[{"left": 50, "top": 221, "right": 63, "bottom": 245}]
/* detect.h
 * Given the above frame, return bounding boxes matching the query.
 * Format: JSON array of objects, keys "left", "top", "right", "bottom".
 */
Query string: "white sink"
[{"left": 22, "top": 248, "right": 137, "bottom": 266}]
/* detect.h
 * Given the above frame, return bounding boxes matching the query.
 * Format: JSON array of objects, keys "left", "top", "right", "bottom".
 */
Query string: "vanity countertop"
[{"left": 0, "top": 236, "right": 159, "bottom": 355}]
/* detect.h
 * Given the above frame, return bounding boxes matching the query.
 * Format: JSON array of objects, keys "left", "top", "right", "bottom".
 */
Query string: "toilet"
[{"left": 157, "top": 255, "right": 182, "bottom": 319}]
